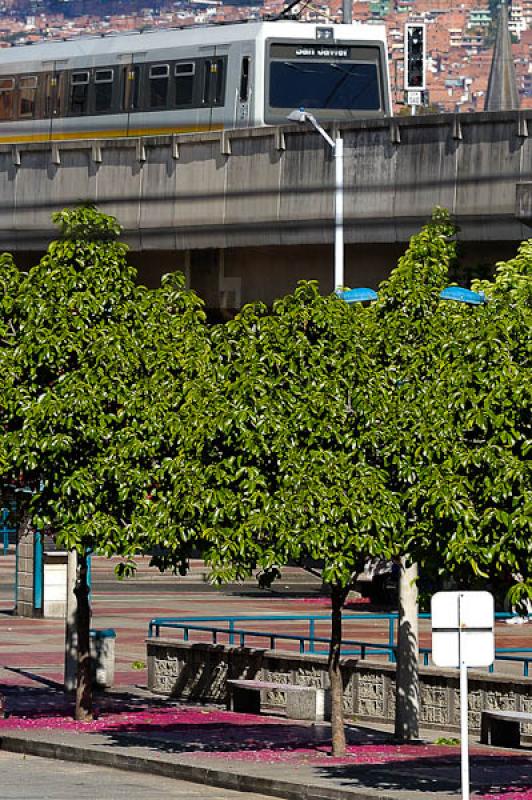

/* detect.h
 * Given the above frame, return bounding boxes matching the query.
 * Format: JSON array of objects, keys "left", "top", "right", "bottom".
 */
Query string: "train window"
[
  {"left": 202, "top": 58, "right": 226, "bottom": 106},
  {"left": 94, "top": 68, "right": 114, "bottom": 113},
  {"left": 239, "top": 57, "right": 250, "bottom": 102},
  {"left": 149, "top": 63, "right": 169, "bottom": 108},
  {"left": 123, "top": 65, "right": 140, "bottom": 111},
  {"left": 174, "top": 62, "right": 195, "bottom": 107},
  {"left": 70, "top": 70, "right": 90, "bottom": 115},
  {"left": 269, "top": 60, "right": 380, "bottom": 111},
  {"left": 19, "top": 75, "right": 38, "bottom": 118},
  {"left": 0, "top": 77, "right": 15, "bottom": 121}
]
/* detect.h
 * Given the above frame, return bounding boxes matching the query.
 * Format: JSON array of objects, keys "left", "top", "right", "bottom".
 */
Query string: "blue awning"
[
  {"left": 337, "top": 287, "right": 379, "bottom": 303},
  {"left": 439, "top": 286, "right": 486, "bottom": 305}
]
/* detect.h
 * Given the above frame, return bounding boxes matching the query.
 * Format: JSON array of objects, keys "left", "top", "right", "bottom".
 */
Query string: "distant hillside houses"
[{"left": 0, "top": 0, "right": 530, "bottom": 110}]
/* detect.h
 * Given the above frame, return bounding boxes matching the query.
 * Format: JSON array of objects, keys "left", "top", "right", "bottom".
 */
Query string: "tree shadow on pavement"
[
  {"left": 315, "top": 752, "right": 532, "bottom": 796},
  {"left": 0, "top": 683, "right": 189, "bottom": 719},
  {"left": 93, "top": 718, "right": 391, "bottom": 756}
]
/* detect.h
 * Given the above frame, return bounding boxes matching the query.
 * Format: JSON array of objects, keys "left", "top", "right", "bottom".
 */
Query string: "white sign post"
[{"left": 431, "top": 591, "right": 494, "bottom": 800}]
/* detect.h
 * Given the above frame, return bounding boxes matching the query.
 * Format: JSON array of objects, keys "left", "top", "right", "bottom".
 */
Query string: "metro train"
[{"left": 0, "top": 20, "right": 391, "bottom": 143}]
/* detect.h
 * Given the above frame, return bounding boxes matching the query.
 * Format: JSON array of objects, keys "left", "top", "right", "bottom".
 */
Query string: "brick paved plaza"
[{"left": 0, "top": 551, "right": 531, "bottom": 800}]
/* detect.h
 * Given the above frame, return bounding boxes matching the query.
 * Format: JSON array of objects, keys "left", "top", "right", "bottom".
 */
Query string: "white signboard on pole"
[
  {"left": 407, "top": 90, "right": 423, "bottom": 107},
  {"left": 432, "top": 590, "right": 494, "bottom": 667},
  {"left": 431, "top": 591, "right": 494, "bottom": 800}
]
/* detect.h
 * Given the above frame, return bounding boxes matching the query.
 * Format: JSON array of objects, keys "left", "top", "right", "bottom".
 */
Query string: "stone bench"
[
  {"left": 480, "top": 710, "right": 532, "bottom": 748},
  {"left": 227, "top": 679, "right": 328, "bottom": 722}
]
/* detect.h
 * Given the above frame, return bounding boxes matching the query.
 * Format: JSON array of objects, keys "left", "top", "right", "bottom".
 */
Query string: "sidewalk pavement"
[
  {"left": 0, "top": 685, "right": 531, "bottom": 800},
  {"left": 1, "top": 555, "right": 531, "bottom": 799}
]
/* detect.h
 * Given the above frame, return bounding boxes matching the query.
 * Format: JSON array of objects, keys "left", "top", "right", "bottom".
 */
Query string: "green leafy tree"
[
  {"left": 0, "top": 206, "right": 208, "bottom": 720},
  {"left": 180, "top": 283, "right": 400, "bottom": 756},
  {"left": 364, "top": 208, "right": 460, "bottom": 740},
  {"left": 428, "top": 240, "right": 531, "bottom": 606},
  {"left": 370, "top": 219, "right": 531, "bottom": 741},
  {"left": 0, "top": 253, "right": 22, "bottom": 478}
]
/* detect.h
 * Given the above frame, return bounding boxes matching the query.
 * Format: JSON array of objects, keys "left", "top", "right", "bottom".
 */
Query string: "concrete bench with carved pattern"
[
  {"left": 480, "top": 709, "right": 532, "bottom": 748},
  {"left": 226, "top": 679, "right": 329, "bottom": 721}
]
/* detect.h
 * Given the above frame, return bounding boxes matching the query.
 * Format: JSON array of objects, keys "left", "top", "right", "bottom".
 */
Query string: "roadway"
[{"left": 0, "top": 750, "right": 274, "bottom": 800}]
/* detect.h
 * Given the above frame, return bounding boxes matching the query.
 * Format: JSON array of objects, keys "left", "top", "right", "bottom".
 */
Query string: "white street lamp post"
[{"left": 287, "top": 109, "right": 344, "bottom": 291}]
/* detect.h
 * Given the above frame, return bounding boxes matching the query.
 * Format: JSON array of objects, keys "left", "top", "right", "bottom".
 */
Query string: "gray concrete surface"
[
  {"left": 2, "top": 111, "right": 531, "bottom": 307},
  {"left": 2, "top": 112, "right": 531, "bottom": 253},
  {"left": 1, "top": 724, "right": 531, "bottom": 800},
  {"left": 0, "top": 750, "right": 275, "bottom": 800}
]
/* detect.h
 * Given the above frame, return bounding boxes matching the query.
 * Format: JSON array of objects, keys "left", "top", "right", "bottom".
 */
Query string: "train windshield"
[
  {"left": 266, "top": 44, "right": 384, "bottom": 120},
  {"left": 270, "top": 61, "right": 380, "bottom": 111}
]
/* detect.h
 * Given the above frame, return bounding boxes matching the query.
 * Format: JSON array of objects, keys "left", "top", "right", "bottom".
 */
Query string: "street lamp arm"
[
  {"left": 305, "top": 113, "right": 336, "bottom": 150},
  {"left": 286, "top": 108, "right": 336, "bottom": 150}
]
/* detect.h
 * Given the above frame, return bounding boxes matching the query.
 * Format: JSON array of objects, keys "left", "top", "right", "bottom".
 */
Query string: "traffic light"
[{"left": 404, "top": 23, "right": 426, "bottom": 91}]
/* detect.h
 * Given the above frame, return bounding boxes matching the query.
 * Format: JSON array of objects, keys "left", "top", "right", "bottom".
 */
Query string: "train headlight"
[{"left": 316, "top": 27, "right": 334, "bottom": 41}]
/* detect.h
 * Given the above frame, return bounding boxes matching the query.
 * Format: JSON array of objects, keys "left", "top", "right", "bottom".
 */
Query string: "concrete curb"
[{"left": 0, "top": 732, "right": 396, "bottom": 800}]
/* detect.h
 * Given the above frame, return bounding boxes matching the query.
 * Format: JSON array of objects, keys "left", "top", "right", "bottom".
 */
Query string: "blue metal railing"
[
  {"left": 148, "top": 613, "right": 402, "bottom": 661},
  {"left": 148, "top": 613, "right": 532, "bottom": 676},
  {"left": 150, "top": 620, "right": 397, "bottom": 659},
  {"left": 0, "top": 507, "right": 16, "bottom": 555},
  {"left": 33, "top": 530, "right": 43, "bottom": 611},
  {"left": 488, "top": 648, "right": 532, "bottom": 678}
]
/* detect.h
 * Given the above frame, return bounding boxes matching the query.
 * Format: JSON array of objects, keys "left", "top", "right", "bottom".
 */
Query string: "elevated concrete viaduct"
[{"left": 1, "top": 110, "right": 531, "bottom": 310}]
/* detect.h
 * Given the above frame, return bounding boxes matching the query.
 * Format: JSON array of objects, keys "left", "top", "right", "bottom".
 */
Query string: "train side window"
[
  {"left": 70, "top": 70, "right": 90, "bottom": 115},
  {"left": 239, "top": 57, "right": 250, "bottom": 102},
  {"left": 19, "top": 75, "right": 38, "bottom": 118},
  {"left": 0, "top": 77, "right": 15, "bottom": 122},
  {"left": 149, "top": 63, "right": 169, "bottom": 109},
  {"left": 94, "top": 68, "right": 114, "bottom": 113},
  {"left": 123, "top": 65, "right": 140, "bottom": 111},
  {"left": 174, "top": 62, "right": 195, "bottom": 107}
]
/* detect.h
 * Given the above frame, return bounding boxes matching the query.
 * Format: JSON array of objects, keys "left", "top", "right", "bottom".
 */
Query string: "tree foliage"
[
  {"left": 432, "top": 240, "right": 531, "bottom": 606},
  {"left": 0, "top": 205, "right": 208, "bottom": 718},
  {"left": 368, "top": 220, "right": 531, "bottom": 606},
  {"left": 198, "top": 283, "right": 397, "bottom": 586},
  {"left": 1, "top": 202, "right": 529, "bottom": 736}
]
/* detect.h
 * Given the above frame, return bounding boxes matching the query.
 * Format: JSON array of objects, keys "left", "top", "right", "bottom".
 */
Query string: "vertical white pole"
[
  {"left": 460, "top": 659, "right": 470, "bottom": 800},
  {"left": 334, "top": 137, "right": 344, "bottom": 291},
  {"left": 459, "top": 593, "right": 470, "bottom": 800},
  {"left": 343, "top": 0, "right": 352, "bottom": 24}
]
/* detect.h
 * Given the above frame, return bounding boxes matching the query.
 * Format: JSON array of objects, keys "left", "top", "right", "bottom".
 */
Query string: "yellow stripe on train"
[{"left": 0, "top": 124, "right": 224, "bottom": 145}]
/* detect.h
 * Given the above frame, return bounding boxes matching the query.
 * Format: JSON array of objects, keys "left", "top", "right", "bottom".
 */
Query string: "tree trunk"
[
  {"left": 328, "top": 585, "right": 348, "bottom": 756},
  {"left": 74, "top": 551, "right": 93, "bottom": 722},
  {"left": 394, "top": 557, "right": 419, "bottom": 741},
  {"left": 64, "top": 550, "right": 78, "bottom": 691}
]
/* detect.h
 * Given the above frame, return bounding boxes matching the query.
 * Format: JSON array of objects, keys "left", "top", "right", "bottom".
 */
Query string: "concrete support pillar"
[{"left": 15, "top": 515, "right": 42, "bottom": 618}]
